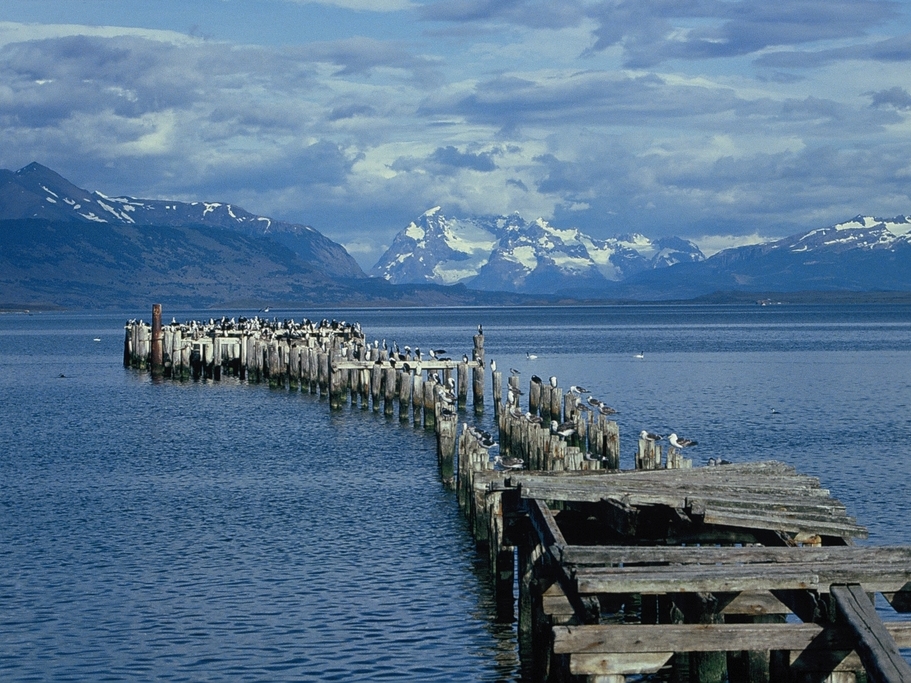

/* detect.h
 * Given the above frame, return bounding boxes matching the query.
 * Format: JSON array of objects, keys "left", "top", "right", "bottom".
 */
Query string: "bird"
[
  {"left": 478, "top": 324, "right": 483, "bottom": 335},
  {"left": 526, "top": 352, "right": 538, "bottom": 360},
  {"left": 531, "top": 374, "right": 543, "bottom": 384},
  {"left": 639, "top": 430, "right": 663, "bottom": 442},
  {"left": 598, "top": 404, "right": 619, "bottom": 416},
  {"left": 490, "top": 359, "right": 497, "bottom": 372},
  {"left": 493, "top": 455, "right": 524, "bottom": 470},
  {"left": 510, "top": 367, "right": 520, "bottom": 375},
  {"left": 551, "top": 420, "right": 576, "bottom": 438},
  {"left": 668, "top": 433, "right": 698, "bottom": 449},
  {"left": 587, "top": 396, "right": 602, "bottom": 408},
  {"left": 93, "top": 337, "right": 101, "bottom": 342},
  {"left": 634, "top": 351, "right": 644, "bottom": 359},
  {"left": 568, "top": 385, "right": 589, "bottom": 394},
  {"left": 549, "top": 375, "right": 558, "bottom": 388}
]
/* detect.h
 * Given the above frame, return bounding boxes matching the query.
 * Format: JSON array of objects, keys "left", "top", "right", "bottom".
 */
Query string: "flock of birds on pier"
[
  {"left": 490, "top": 363, "right": 703, "bottom": 470},
  {"left": 129, "top": 315, "right": 707, "bottom": 470}
]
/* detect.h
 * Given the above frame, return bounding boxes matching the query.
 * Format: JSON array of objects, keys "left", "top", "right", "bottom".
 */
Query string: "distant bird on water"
[
  {"left": 668, "top": 433, "right": 698, "bottom": 449},
  {"left": 526, "top": 352, "right": 538, "bottom": 360},
  {"left": 634, "top": 351, "right": 644, "bottom": 359}
]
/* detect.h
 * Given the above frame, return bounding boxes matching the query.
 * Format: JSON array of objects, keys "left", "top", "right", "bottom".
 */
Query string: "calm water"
[{"left": 2, "top": 304, "right": 911, "bottom": 681}]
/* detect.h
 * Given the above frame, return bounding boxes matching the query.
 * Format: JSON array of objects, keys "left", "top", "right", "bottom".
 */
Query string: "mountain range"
[
  {"left": 371, "top": 207, "right": 705, "bottom": 294},
  {"left": 0, "top": 163, "right": 543, "bottom": 309},
  {"left": 372, "top": 208, "right": 911, "bottom": 299},
  {"left": 2, "top": 162, "right": 911, "bottom": 309}
]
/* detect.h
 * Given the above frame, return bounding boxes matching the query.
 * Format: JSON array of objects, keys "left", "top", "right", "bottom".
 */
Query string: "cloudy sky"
[{"left": 4, "top": 1, "right": 911, "bottom": 269}]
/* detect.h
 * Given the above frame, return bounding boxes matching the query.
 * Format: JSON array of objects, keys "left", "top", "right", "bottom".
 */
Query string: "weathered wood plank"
[
  {"left": 574, "top": 563, "right": 911, "bottom": 595},
  {"left": 561, "top": 544, "right": 911, "bottom": 567},
  {"left": 553, "top": 622, "right": 911, "bottom": 654},
  {"left": 830, "top": 584, "right": 911, "bottom": 683}
]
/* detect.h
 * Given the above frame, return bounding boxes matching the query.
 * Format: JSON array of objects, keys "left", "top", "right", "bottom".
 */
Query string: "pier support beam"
[{"left": 150, "top": 303, "right": 164, "bottom": 378}]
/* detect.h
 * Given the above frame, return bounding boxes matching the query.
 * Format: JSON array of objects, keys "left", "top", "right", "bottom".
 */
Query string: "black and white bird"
[
  {"left": 551, "top": 420, "right": 576, "bottom": 438},
  {"left": 568, "top": 385, "right": 589, "bottom": 394},
  {"left": 549, "top": 375, "right": 558, "bottom": 388},
  {"left": 598, "top": 404, "right": 619, "bottom": 416},
  {"left": 639, "top": 430, "right": 663, "bottom": 442},
  {"left": 526, "top": 352, "right": 538, "bottom": 360},
  {"left": 668, "top": 433, "right": 698, "bottom": 449},
  {"left": 493, "top": 455, "right": 524, "bottom": 470}
]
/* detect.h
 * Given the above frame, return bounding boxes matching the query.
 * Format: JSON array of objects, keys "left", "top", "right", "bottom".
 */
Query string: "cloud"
[
  {"left": 583, "top": 0, "right": 900, "bottom": 67},
  {"left": 868, "top": 86, "right": 911, "bottom": 109},
  {"left": 286, "top": 0, "right": 415, "bottom": 10},
  {"left": 420, "top": 0, "right": 587, "bottom": 30}
]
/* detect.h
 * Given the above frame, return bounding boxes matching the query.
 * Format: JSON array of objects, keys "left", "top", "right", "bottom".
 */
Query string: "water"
[{"left": 2, "top": 304, "right": 911, "bottom": 681}]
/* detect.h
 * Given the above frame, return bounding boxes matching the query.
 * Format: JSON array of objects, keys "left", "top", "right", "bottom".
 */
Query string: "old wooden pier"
[{"left": 125, "top": 306, "right": 911, "bottom": 683}]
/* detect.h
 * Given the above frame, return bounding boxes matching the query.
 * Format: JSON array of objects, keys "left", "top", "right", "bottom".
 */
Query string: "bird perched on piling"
[
  {"left": 531, "top": 374, "right": 542, "bottom": 384},
  {"left": 551, "top": 420, "right": 576, "bottom": 438},
  {"left": 598, "top": 404, "right": 619, "bottom": 416},
  {"left": 587, "top": 396, "right": 602, "bottom": 408},
  {"left": 568, "top": 385, "right": 589, "bottom": 394},
  {"left": 668, "top": 433, "right": 697, "bottom": 449},
  {"left": 493, "top": 455, "right": 524, "bottom": 470},
  {"left": 639, "top": 430, "right": 663, "bottom": 442},
  {"left": 549, "top": 375, "right": 558, "bottom": 387},
  {"left": 510, "top": 367, "right": 520, "bottom": 376}
]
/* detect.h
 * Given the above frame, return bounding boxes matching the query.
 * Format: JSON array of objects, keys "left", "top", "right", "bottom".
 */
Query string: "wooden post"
[
  {"left": 399, "top": 369, "right": 412, "bottom": 421},
  {"left": 423, "top": 379, "right": 436, "bottom": 429},
  {"left": 150, "top": 304, "right": 164, "bottom": 378},
  {"left": 492, "top": 370, "right": 503, "bottom": 420},
  {"left": 529, "top": 379, "right": 541, "bottom": 416},
  {"left": 457, "top": 361, "right": 469, "bottom": 410},
  {"left": 412, "top": 373, "right": 423, "bottom": 426},
  {"left": 437, "top": 407, "right": 457, "bottom": 488},
  {"left": 383, "top": 366, "right": 396, "bottom": 417},
  {"left": 472, "top": 334, "right": 484, "bottom": 414}
]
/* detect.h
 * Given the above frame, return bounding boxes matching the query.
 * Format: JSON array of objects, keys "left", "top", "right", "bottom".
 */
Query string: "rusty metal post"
[{"left": 151, "top": 303, "right": 164, "bottom": 377}]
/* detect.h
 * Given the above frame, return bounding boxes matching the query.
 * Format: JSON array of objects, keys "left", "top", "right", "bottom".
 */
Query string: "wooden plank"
[
  {"left": 575, "top": 563, "right": 911, "bottom": 595},
  {"left": 830, "top": 584, "right": 911, "bottom": 683},
  {"left": 561, "top": 544, "right": 911, "bottom": 567},
  {"left": 553, "top": 622, "right": 911, "bottom": 654}
]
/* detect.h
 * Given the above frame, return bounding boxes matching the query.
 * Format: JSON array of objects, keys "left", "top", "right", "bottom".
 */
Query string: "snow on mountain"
[
  {"left": 0, "top": 162, "right": 365, "bottom": 279},
  {"left": 371, "top": 207, "right": 705, "bottom": 294}
]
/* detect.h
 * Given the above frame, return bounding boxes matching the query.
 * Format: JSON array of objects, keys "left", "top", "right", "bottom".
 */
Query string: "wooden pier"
[{"left": 125, "top": 306, "right": 911, "bottom": 683}]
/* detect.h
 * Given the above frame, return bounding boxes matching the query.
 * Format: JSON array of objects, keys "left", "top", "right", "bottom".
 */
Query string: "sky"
[{"left": 4, "top": 0, "right": 911, "bottom": 269}]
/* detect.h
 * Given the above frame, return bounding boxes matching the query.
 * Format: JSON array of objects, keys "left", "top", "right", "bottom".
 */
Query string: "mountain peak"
[{"left": 371, "top": 207, "right": 705, "bottom": 294}]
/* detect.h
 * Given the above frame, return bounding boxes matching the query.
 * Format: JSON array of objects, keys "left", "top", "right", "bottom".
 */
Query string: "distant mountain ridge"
[
  {"left": 371, "top": 207, "right": 704, "bottom": 294},
  {"left": 373, "top": 207, "right": 911, "bottom": 298},
  {"left": 0, "top": 162, "right": 364, "bottom": 279}
]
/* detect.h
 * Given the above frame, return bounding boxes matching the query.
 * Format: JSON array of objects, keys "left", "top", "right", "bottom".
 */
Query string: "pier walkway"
[{"left": 125, "top": 306, "right": 911, "bottom": 683}]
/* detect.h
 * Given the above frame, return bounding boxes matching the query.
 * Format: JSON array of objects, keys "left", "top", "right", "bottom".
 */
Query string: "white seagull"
[
  {"left": 639, "top": 430, "right": 663, "bottom": 442},
  {"left": 668, "top": 433, "right": 698, "bottom": 449}
]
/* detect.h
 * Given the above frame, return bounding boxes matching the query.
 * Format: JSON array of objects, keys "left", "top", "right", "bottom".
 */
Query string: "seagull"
[
  {"left": 93, "top": 337, "right": 101, "bottom": 342},
  {"left": 510, "top": 368, "right": 520, "bottom": 375},
  {"left": 549, "top": 375, "right": 558, "bottom": 388},
  {"left": 587, "top": 396, "right": 602, "bottom": 408},
  {"left": 568, "top": 385, "right": 589, "bottom": 394},
  {"left": 531, "top": 374, "right": 543, "bottom": 384},
  {"left": 598, "top": 404, "right": 619, "bottom": 416},
  {"left": 668, "top": 433, "right": 698, "bottom": 449},
  {"left": 639, "top": 430, "right": 663, "bottom": 442},
  {"left": 526, "top": 352, "right": 538, "bottom": 360},
  {"left": 634, "top": 351, "right": 644, "bottom": 359},
  {"left": 490, "top": 359, "right": 497, "bottom": 372},
  {"left": 478, "top": 324, "right": 483, "bottom": 335},
  {"left": 493, "top": 455, "right": 524, "bottom": 470},
  {"left": 551, "top": 420, "right": 576, "bottom": 438}
]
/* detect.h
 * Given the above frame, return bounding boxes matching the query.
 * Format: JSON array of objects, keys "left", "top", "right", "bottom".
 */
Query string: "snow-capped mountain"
[
  {"left": 0, "top": 162, "right": 364, "bottom": 279},
  {"left": 371, "top": 207, "right": 705, "bottom": 294},
  {"left": 614, "top": 214, "right": 911, "bottom": 299}
]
